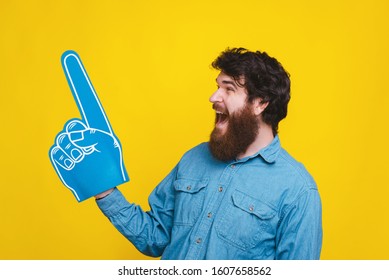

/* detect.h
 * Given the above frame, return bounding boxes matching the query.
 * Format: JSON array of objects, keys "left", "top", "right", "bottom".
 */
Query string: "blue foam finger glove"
[{"left": 49, "top": 51, "right": 129, "bottom": 202}]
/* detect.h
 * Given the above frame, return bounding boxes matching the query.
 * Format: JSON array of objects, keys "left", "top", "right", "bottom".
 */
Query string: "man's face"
[
  {"left": 209, "top": 72, "right": 259, "bottom": 161},
  {"left": 209, "top": 72, "right": 248, "bottom": 136}
]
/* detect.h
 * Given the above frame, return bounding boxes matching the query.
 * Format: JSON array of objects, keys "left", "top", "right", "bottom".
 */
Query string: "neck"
[{"left": 237, "top": 123, "right": 274, "bottom": 159}]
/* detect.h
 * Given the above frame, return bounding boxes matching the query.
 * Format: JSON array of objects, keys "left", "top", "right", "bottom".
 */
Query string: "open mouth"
[{"left": 216, "top": 110, "right": 229, "bottom": 125}]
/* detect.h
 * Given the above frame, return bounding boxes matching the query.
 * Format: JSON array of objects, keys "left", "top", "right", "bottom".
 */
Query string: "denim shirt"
[{"left": 96, "top": 136, "right": 322, "bottom": 259}]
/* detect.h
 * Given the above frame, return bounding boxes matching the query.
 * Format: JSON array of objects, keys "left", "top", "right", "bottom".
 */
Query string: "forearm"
[
  {"left": 95, "top": 188, "right": 115, "bottom": 200},
  {"left": 96, "top": 188, "right": 172, "bottom": 257}
]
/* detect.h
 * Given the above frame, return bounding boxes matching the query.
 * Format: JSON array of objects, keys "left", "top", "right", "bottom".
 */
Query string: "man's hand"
[{"left": 49, "top": 51, "right": 129, "bottom": 202}]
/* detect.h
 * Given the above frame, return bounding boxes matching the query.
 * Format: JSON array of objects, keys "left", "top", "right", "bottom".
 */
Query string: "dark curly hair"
[{"left": 211, "top": 48, "right": 291, "bottom": 136}]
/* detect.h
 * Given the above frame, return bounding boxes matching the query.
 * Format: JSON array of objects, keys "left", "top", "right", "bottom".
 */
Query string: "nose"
[{"left": 209, "top": 89, "right": 222, "bottom": 104}]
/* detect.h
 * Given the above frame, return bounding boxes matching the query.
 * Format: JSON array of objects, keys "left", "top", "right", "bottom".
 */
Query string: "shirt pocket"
[
  {"left": 173, "top": 178, "right": 208, "bottom": 226},
  {"left": 215, "top": 190, "right": 277, "bottom": 250}
]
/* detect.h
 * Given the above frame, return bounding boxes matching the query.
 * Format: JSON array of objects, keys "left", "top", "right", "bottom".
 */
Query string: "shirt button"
[
  {"left": 249, "top": 205, "right": 254, "bottom": 212},
  {"left": 207, "top": 212, "right": 212, "bottom": 218},
  {"left": 186, "top": 185, "right": 192, "bottom": 191},
  {"left": 218, "top": 186, "right": 223, "bottom": 192},
  {"left": 196, "top": 238, "right": 202, "bottom": 244},
  {"left": 230, "top": 164, "right": 236, "bottom": 169}
]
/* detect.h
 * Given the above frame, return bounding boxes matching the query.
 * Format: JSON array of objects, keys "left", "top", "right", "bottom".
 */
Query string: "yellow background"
[{"left": 1, "top": 0, "right": 388, "bottom": 259}]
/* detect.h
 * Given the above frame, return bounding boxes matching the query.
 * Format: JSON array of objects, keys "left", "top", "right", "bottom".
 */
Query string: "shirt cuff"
[{"left": 95, "top": 187, "right": 129, "bottom": 217}]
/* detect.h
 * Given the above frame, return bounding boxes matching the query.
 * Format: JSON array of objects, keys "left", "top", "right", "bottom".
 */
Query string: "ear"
[{"left": 252, "top": 98, "right": 269, "bottom": 116}]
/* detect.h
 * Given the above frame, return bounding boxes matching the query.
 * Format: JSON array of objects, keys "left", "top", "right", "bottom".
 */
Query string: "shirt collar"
[
  {"left": 258, "top": 135, "right": 281, "bottom": 163},
  {"left": 236, "top": 135, "right": 281, "bottom": 164}
]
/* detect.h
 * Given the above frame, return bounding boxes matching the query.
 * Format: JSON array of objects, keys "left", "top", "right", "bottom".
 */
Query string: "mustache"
[{"left": 212, "top": 104, "right": 228, "bottom": 114}]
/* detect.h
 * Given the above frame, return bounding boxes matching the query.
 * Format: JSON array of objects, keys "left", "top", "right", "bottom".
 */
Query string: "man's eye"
[{"left": 227, "top": 87, "right": 235, "bottom": 92}]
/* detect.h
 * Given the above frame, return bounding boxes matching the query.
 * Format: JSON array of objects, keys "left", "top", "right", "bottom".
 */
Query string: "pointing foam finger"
[{"left": 61, "top": 51, "right": 113, "bottom": 133}]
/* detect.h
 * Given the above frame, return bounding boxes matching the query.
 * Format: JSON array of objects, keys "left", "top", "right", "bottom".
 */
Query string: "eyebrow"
[{"left": 216, "top": 78, "right": 238, "bottom": 89}]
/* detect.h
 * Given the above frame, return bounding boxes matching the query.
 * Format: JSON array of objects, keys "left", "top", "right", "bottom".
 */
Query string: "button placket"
[{"left": 186, "top": 162, "right": 242, "bottom": 259}]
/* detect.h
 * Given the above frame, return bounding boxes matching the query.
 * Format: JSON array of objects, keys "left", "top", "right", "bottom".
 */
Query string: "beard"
[{"left": 209, "top": 104, "right": 259, "bottom": 162}]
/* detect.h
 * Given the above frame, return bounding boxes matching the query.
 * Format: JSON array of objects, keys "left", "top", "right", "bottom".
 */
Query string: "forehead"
[{"left": 216, "top": 72, "right": 245, "bottom": 87}]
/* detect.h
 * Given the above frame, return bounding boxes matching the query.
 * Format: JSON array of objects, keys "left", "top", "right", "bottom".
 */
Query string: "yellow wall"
[{"left": 1, "top": 0, "right": 388, "bottom": 259}]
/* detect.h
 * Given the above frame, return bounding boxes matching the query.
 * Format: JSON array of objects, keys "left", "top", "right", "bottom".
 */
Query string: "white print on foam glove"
[{"left": 49, "top": 51, "right": 129, "bottom": 202}]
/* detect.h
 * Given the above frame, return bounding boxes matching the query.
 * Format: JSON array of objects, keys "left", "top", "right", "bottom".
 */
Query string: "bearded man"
[{"left": 95, "top": 48, "right": 323, "bottom": 260}]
